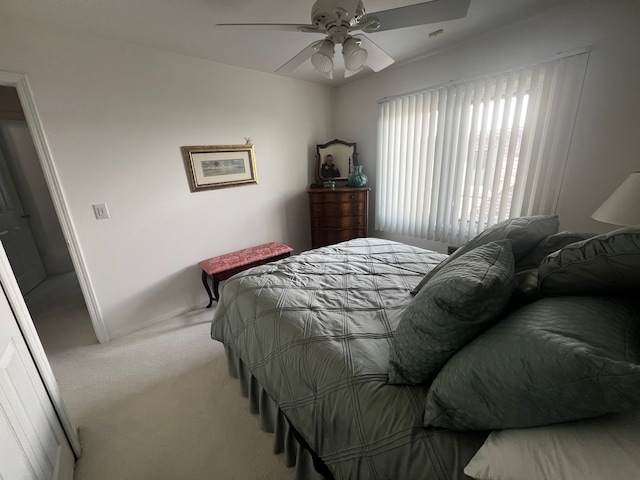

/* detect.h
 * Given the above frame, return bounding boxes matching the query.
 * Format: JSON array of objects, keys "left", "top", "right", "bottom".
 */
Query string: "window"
[{"left": 376, "top": 51, "right": 589, "bottom": 245}]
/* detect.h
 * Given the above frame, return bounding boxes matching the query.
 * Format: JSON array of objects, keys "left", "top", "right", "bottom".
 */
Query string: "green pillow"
[
  {"left": 538, "top": 226, "right": 640, "bottom": 296},
  {"left": 388, "top": 241, "right": 515, "bottom": 385},
  {"left": 412, "top": 215, "right": 558, "bottom": 295},
  {"left": 424, "top": 296, "right": 640, "bottom": 431},
  {"left": 516, "top": 231, "right": 596, "bottom": 271}
]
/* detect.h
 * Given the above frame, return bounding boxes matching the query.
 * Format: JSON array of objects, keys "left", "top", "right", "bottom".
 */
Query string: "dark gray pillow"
[
  {"left": 538, "top": 226, "right": 640, "bottom": 296},
  {"left": 510, "top": 232, "right": 597, "bottom": 308},
  {"left": 516, "top": 231, "right": 596, "bottom": 271},
  {"left": 388, "top": 241, "right": 515, "bottom": 385},
  {"left": 412, "top": 215, "right": 558, "bottom": 295},
  {"left": 424, "top": 296, "right": 640, "bottom": 431}
]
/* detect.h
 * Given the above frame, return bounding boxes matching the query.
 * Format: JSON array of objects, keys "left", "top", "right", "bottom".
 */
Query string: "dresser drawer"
[
  {"left": 311, "top": 202, "right": 365, "bottom": 217},
  {"left": 311, "top": 215, "right": 365, "bottom": 229},
  {"left": 309, "top": 191, "right": 367, "bottom": 204}
]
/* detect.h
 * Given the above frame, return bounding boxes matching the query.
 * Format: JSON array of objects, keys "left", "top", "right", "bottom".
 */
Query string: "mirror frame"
[{"left": 315, "top": 139, "right": 358, "bottom": 184}]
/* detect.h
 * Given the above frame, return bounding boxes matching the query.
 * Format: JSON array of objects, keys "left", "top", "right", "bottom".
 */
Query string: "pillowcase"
[
  {"left": 538, "top": 226, "right": 640, "bottom": 296},
  {"left": 423, "top": 296, "right": 640, "bottom": 431},
  {"left": 388, "top": 241, "right": 515, "bottom": 385},
  {"left": 464, "top": 409, "right": 640, "bottom": 480},
  {"left": 516, "top": 231, "right": 596, "bottom": 271},
  {"left": 411, "top": 215, "right": 558, "bottom": 295}
]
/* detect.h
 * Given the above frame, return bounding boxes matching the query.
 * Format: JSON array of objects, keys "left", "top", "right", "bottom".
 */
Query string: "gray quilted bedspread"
[{"left": 211, "top": 238, "right": 486, "bottom": 480}]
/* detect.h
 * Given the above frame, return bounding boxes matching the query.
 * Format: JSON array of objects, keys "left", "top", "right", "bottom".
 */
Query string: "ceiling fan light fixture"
[
  {"left": 342, "top": 36, "right": 368, "bottom": 71},
  {"left": 221, "top": 0, "right": 473, "bottom": 80},
  {"left": 311, "top": 39, "right": 335, "bottom": 73}
]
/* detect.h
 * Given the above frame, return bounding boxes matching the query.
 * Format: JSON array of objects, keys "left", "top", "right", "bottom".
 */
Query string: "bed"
[{"left": 211, "top": 219, "right": 640, "bottom": 480}]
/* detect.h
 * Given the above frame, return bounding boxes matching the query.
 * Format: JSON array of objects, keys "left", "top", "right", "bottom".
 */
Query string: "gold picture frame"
[{"left": 181, "top": 144, "right": 258, "bottom": 192}]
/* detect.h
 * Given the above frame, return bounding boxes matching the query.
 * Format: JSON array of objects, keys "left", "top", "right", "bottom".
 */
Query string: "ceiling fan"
[{"left": 217, "top": 0, "right": 471, "bottom": 79}]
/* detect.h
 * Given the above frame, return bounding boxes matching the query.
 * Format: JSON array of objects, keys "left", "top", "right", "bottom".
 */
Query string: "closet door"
[{"left": 0, "top": 284, "right": 74, "bottom": 479}]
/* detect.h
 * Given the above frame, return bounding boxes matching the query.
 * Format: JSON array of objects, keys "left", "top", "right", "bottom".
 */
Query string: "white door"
[
  {"left": 0, "top": 146, "right": 46, "bottom": 294},
  {"left": 0, "top": 283, "right": 75, "bottom": 479}
]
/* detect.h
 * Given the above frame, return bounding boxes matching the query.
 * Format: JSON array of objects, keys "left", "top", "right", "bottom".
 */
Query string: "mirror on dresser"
[{"left": 315, "top": 139, "right": 357, "bottom": 184}]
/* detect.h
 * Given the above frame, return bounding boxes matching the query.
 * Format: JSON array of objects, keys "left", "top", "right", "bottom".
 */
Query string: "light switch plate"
[{"left": 92, "top": 203, "right": 110, "bottom": 220}]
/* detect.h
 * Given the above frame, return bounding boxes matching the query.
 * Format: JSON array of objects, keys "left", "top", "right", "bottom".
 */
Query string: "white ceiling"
[{"left": 1, "top": 0, "right": 578, "bottom": 86}]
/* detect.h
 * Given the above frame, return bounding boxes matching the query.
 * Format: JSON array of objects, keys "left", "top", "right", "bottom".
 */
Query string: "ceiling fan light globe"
[
  {"left": 344, "top": 47, "right": 367, "bottom": 70},
  {"left": 312, "top": 52, "right": 334, "bottom": 72},
  {"left": 342, "top": 37, "right": 368, "bottom": 71},
  {"left": 312, "top": 39, "right": 335, "bottom": 73}
]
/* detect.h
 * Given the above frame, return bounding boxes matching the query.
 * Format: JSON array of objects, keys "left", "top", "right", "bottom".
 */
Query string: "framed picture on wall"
[{"left": 181, "top": 144, "right": 258, "bottom": 192}]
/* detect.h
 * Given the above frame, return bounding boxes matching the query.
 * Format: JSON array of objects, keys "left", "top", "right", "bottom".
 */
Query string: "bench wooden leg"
[
  {"left": 201, "top": 270, "right": 215, "bottom": 308},
  {"left": 213, "top": 277, "right": 220, "bottom": 304}
]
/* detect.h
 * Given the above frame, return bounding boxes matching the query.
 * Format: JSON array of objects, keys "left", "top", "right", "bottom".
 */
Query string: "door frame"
[{"left": 0, "top": 70, "right": 109, "bottom": 343}]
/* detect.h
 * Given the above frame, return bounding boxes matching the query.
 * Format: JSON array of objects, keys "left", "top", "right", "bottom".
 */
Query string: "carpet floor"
[{"left": 26, "top": 272, "right": 295, "bottom": 480}]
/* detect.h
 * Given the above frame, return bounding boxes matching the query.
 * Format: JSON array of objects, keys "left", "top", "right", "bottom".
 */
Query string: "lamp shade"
[
  {"left": 592, "top": 172, "right": 640, "bottom": 226},
  {"left": 311, "top": 39, "right": 335, "bottom": 73}
]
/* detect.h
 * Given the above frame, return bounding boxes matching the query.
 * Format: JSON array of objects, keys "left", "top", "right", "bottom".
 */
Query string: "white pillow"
[{"left": 464, "top": 410, "right": 640, "bottom": 480}]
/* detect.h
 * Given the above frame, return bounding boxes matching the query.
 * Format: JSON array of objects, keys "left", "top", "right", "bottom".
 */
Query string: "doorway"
[
  {"left": 0, "top": 87, "right": 71, "bottom": 292},
  {"left": 0, "top": 71, "right": 108, "bottom": 343},
  {"left": 0, "top": 86, "right": 95, "bottom": 333}
]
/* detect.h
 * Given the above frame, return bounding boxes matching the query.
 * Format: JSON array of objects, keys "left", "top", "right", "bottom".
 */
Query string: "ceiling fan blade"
[
  {"left": 216, "top": 23, "right": 320, "bottom": 33},
  {"left": 355, "top": 35, "right": 394, "bottom": 72},
  {"left": 360, "top": 0, "right": 471, "bottom": 33},
  {"left": 276, "top": 40, "right": 323, "bottom": 73}
]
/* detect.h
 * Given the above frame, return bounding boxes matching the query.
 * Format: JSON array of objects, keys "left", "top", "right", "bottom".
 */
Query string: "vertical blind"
[{"left": 376, "top": 50, "right": 589, "bottom": 245}]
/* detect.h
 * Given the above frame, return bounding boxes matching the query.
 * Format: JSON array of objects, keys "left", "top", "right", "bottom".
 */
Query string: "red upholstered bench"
[{"left": 198, "top": 242, "right": 293, "bottom": 308}]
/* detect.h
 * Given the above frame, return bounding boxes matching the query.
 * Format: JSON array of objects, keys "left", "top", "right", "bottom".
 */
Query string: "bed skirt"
[{"left": 224, "top": 344, "right": 330, "bottom": 480}]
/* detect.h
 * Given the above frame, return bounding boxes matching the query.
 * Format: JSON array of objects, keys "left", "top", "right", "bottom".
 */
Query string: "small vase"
[{"left": 347, "top": 165, "right": 368, "bottom": 187}]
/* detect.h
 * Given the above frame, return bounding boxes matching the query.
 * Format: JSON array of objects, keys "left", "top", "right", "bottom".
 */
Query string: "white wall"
[
  {"left": 335, "top": 0, "right": 640, "bottom": 252},
  {"left": 0, "top": 17, "right": 332, "bottom": 339}
]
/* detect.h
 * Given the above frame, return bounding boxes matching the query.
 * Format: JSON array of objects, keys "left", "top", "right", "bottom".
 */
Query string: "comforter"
[{"left": 211, "top": 238, "right": 486, "bottom": 479}]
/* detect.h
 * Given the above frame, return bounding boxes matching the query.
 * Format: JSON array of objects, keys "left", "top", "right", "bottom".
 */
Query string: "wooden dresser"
[{"left": 308, "top": 187, "right": 370, "bottom": 249}]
